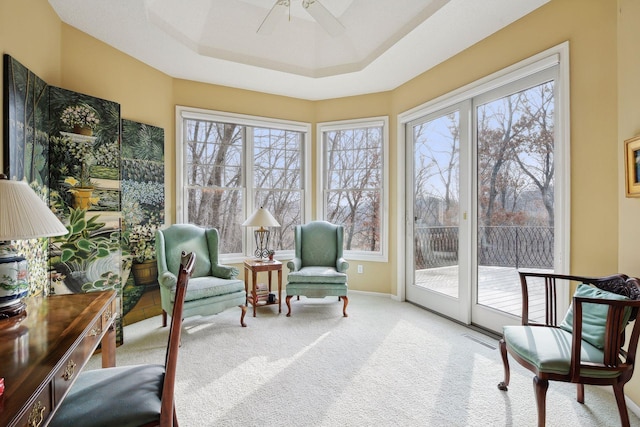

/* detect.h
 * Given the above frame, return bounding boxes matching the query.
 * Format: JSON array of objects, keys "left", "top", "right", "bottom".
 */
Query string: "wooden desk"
[
  {"left": 244, "top": 259, "right": 282, "bottom": 317},
  {"left": 0, "top": 291, "right": 117, "bottom": 427}
]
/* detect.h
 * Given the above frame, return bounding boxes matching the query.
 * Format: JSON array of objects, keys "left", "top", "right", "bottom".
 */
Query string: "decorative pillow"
[{"left": 559, "top": 283, "right": 631, "bottom": 349}]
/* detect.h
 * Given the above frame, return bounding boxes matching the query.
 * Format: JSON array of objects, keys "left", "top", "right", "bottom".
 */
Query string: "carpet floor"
[{"left": 87, "top": 293, "right": 640, "bottom": 426}]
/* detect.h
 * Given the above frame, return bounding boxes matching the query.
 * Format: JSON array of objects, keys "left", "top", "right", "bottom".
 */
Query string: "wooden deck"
[{"left": 415, "top": 265, "right": 552, "bottom": 322}]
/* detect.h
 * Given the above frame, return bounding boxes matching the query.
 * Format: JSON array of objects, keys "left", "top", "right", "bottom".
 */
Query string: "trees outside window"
[
  {"left": 177, "top": 108, "right": 309, "bottom": 259},
  {"left": 319, "top": 117, "right": 388, "bottom": 260}
]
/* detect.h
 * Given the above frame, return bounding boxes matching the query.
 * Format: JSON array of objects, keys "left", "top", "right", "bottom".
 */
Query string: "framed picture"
[{"left": 625, "top": 135, "right": 640, "bottom": 197}]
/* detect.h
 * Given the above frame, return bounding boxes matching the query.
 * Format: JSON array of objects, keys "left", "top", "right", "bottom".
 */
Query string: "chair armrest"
[
  {"left": 336, "top": 257, "right": 349, "bottom": 273},
  {"left": 159, "top": 271, "right": 177, "bottom": 289},
  {"left": 212, "top": 264, "right": 239, "bottom": 279},
  {"left": 155, "top": 230, "right": 176, "bottom": 289},
  {"left": 288, "top": 257, "right": 302, "bottom": 272}
]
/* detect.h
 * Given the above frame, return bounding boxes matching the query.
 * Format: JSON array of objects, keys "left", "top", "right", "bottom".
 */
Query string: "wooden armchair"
[
  {"left": 51, "top": 251, "right": 196, "bottom": 427},
  {"left": 498, "top": 271, "right": 640, "bottom": 427}
]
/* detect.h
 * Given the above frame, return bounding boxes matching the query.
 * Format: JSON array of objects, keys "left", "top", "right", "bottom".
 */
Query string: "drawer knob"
[{"left": 62, "top": 359, "right": 77, "bottom": 381}]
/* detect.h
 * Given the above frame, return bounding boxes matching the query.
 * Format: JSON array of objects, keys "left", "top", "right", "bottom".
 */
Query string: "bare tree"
[
  {"left": 510, "top": 82, "right": 555, "bottom": 227},
  {"left": 324, "top": 128, "right": 382, "bottom": 251}
]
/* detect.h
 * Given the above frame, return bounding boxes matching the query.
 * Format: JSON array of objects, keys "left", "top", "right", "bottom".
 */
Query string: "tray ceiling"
[{"left": 48, "top": 0, "right": 549, "bottom": 100}]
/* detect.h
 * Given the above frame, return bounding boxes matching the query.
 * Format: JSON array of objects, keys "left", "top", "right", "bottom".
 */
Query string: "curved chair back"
[
  {"left": 296, "top": 221, "right": 344, "bottom": 268},
  {"left": 161, "top": 251, "right": 196, "bottom": 425},
  {"left": 156, "top": 224, "right": 217, "bottom": 278}
]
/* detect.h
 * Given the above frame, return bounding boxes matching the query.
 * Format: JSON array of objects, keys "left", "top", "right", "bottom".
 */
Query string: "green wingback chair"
[
  {"left": 155, "top": 224, "right": 247, "bottom": 327},
  {"left": 285, "top": 221, "right": 349, "bottom": 317}
]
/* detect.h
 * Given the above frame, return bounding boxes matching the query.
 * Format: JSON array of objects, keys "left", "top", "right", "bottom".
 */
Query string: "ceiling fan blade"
[
  {"left": 303, "top": 0, "right": 345, "bottom": 37},
  {"left": 257, "top": 0, "right": 289, "bottom": 35}
]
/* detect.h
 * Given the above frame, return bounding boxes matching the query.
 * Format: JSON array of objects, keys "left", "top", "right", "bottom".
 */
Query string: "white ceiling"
[{"left": 48, "top": 0, "right": 549, "bottom": 101}]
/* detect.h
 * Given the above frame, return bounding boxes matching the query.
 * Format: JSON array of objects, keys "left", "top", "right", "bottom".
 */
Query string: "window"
[
  {"left": 318, "top": 117, "right": 388, "bottom": 261},
  {"left": 176, "top": 107, "right": 310, "bottom": 261}
]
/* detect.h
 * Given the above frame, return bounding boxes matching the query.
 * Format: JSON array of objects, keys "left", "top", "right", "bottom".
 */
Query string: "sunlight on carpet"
[{"left": 86, "top": 293, "right": 640, "bottom": 427}]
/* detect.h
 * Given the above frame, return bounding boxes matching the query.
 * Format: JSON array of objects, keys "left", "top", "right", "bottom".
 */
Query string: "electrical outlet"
[{"left": 357, "top": 265, "right": 363, "bottom": 274}]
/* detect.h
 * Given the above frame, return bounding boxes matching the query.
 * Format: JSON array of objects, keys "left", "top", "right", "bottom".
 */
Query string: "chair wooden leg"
[
  {"left": 497, "top": 338, "right": 510, "bottom": 391},
  {"left": 533, "top": 376, "right": 549, "bottom": 427},
  {"left": 162, "top": 310, "right": 168, "bottom": 327},
  {"left": 576, "top": 383, "right": 584, "bottom": 404},
  {"left": 240, "top": 305, "right": 247, "bottom": 327},
  {"left": 342, "top": 295, "right": 349, "bottom": 317},
  {"left": 613, "top": 383, "right": 631, "bottom": 427},
  {"left": 173, "top": 406, "right": 179, "bottom": 426},
  {"left": 286, "top": 295, "right": 293, "bottom": 317}
]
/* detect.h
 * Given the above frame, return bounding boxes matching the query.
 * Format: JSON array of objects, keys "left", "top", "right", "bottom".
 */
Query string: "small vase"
[
  {"left": 72, "top": 187, "right": 94, "bottom": 209},
  {"left": 73, "top": 125, "right": 93, "bottom": 136}
]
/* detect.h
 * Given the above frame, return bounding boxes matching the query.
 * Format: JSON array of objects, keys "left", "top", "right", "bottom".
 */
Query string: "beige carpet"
[{"left": 87, "top": 293, "right": 640, "bottom": 426}]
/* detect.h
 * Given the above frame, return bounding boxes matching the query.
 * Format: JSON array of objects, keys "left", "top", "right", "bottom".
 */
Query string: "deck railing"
[{"left": 414, "top": 225, "right": 554, "bottom": 270}]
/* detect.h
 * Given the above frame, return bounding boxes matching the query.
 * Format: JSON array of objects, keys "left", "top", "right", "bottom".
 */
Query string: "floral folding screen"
[
  {"left": 3, "top": 55, "right": 52, "bottom": 295},
  {"left": 121, "top": 119, "right": 165, "bottom": 314},
  {"left": 47, "top": 86, "right": 122, "bottom": 298},
  {"left": 3, "top": 54, "right": 165, "bottom": 340}
]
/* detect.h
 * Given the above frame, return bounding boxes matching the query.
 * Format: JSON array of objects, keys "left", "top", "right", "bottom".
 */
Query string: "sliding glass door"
[
  {"left": 406, "top": 103, "right": 471, "bottom": 323},
  {"left": 405, "top": 60, "right": 565, "bottom": 333}
]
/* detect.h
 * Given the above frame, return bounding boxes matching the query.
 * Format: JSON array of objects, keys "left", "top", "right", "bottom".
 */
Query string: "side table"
[{"left": 244, "top": 259, "right": 282, "bottom": 317}]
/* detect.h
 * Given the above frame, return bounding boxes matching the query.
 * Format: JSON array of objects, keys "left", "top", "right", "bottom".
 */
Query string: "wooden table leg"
[
  {"left": 278, "top": 268, "right": 282, "bottom": 313},
  {"left": 252, "top": 269, "right": 258, "bottom": 317},
  {"left": 101, "top": 322, "right": 116, "bottom": 368},
  {"left": 244, "top": 266, "right": 249, "bottom": 305}
]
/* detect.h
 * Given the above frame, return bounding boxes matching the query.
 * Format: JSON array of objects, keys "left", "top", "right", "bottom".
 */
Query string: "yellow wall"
[
  {"left": 618, "top": 0, "right": 640, "bottom": 404},
  {"left": 3, "top": 0, "right": 640, "bottom": 409}
]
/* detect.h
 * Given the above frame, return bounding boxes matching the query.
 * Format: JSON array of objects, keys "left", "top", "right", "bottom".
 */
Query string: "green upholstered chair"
[
  {"left": 155, "top": 224, "right": 247, "bottom": 327},
  {"left": 51, "top": 251, "right": 196, "bottom": 427},
  {"left": 285, "top": 221, "right": 349, "bottom": 317},
  {"left": 498, "top": 271, "right": 640, "bottom": 427}
]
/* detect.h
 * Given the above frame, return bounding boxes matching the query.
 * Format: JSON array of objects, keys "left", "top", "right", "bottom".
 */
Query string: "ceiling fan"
[{"left": 257, "top": 0, "right": 345, "bottom": 37}]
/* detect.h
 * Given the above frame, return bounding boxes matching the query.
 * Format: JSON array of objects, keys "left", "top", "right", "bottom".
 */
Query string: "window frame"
[
  {"left": 176, "top": 106, "right": 311, "bottom": 263},
  {"left": 317, "top": 116, "right": 389, "bottom": 262}
]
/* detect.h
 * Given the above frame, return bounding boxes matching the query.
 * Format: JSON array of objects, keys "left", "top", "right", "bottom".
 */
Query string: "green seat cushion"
[
  {"left": 50, "top": 364, "right": 164, "bottom": 427},
  {"left": 503, "top": 326, "right": 621, "bottom": 378},
  {"left": 286, "top": 282, "right": 348, "bottom": 297},
  {"left": 287, "top": 267, "right": 347, "bottom": 284},
  {"left": 559, "top": 283, "right": 631, "bottom": 349},
  {"left": 171, "top": 276, "right": 245, "bottom": 303}
]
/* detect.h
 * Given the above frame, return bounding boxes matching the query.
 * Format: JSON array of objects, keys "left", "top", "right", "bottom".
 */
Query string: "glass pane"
[
  {"left": 413, "top": 111, "right": 460, "bottom": 298},
  {"left": 253, "top": 128, "right": 303, "bottom": 252},
  {"left": 476, "top": 81, "right": 554, "bottom": 320},
  {"left": 326, "top": 189, "right": 381, "bottom": 251},
  {"left": 324, "top": 126, "right": 383, "bottom": 253},
  {"left": 185, "top": 120, "right": 243, "bottom": 187},
  {"left": 187, "top": 187, "right": 243, "bottom": 253},
  {"left": 255, "top": 189, "right": 301, "bottom": 251}
]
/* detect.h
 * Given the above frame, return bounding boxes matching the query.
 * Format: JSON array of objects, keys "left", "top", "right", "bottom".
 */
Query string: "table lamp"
[
  {"left": 242, "top": 207, "right": 280, "bottom": 261},
  {"left": 0, "top": 175, "right": 68, "bottom": 318}
]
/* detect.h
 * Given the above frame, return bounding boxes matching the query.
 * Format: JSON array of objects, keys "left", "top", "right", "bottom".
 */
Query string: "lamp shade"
[
  {"left": 241, "top": 207, "right": 280, "bottom": 228},
  {"left": 0, "top": 176, "right": 68, "bottom": 240}
]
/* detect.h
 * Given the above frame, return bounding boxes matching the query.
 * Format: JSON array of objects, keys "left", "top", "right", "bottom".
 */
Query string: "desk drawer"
[{"left": 14, "top": 385, "right": 52, "bottom": 427}]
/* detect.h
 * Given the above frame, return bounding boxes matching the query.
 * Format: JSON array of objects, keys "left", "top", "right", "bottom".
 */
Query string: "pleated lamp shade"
[
  {"left": 242, "top": 207, "right": 280, "bottom": 260},
  {"left": 0, "top": 176, "right": 68, "bottom": 241},
  {"left": 241, "top": 207, "right": 280, "bottom": 228}
]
